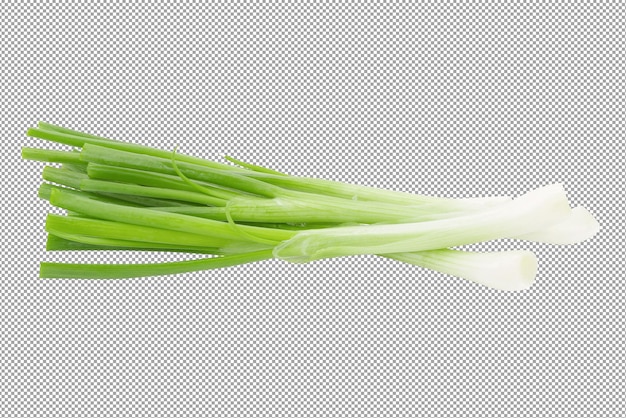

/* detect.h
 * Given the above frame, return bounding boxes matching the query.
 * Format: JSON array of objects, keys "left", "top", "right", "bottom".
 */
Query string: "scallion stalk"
[{"left": 22, "top": 122, "right": 599, "bottom": 290}]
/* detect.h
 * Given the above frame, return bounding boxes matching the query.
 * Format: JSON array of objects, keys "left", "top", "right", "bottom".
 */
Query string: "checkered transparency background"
[{"left": 1, "top": 2, "right": 624, "bottom": 417}]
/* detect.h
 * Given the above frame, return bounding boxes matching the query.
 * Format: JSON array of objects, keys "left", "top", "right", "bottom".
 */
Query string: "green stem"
[
  {"left": 46, "top": 213, "right": 240, "bottom": 249},
  {"left": 40, "top": 250, "right": 274, "bottom": 279},
  {"left": 48, "top": 187, "right": 297, "bottom": 243},
  {"left": 223, "top": 155, "right": 288, "bottom": 176},
  {"left": 45, "top": 233, "right": 219, "bottom": 253},
  {"left": 42, "top": 166, "right": 88, "bottom": 189},
  {"left": 79, "top": 178, "right": 226, "bottom": 207},
  {"left": 38, "top": 182, "right": 179, "bottom": 208},
  {"left": 61, "top": 163, "right": 88, "bottom": 174},
  {"left": 80, "top": 144, "right": 282, "bottom": 198},
  {"left": 146, "top": 206, "right": 356, "bottom": 229},
  {"left": 22, "top": 147, "right": 83, "bottom": 165},
  {"left": 46, "top": 231, "right": 222, "bottom": 253},
  {"left": 28, "top": 126, "right": 245, "bottom": 172},
  {"left": 37, "top": 121, "right": 120, "bottom": 140},
  {"left": 148, "top": 206, "right": 227, "bottom": 220},
  {"left": 86, "top": 163, "right": 241, "bottom": 202}
]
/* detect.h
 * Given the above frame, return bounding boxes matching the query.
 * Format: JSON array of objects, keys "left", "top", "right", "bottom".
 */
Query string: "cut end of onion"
[{"left": 487, "top": 250, "right": 538, "bottom": 291}]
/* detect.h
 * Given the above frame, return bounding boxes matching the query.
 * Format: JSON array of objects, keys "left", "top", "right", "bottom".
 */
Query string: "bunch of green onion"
[{"left": 21, "top": 122, "right": 599, "bottom": 290}]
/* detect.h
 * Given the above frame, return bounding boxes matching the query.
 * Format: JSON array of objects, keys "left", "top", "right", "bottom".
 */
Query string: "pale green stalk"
[
  {"left": 273, "top": 184, "right": 572, "bottom": 262},
  {"left": 236, "top": 170, "right": 511, "bottom": 210},
  {"left": 386, "top": 249, "right": 538, "bottom": 291}
]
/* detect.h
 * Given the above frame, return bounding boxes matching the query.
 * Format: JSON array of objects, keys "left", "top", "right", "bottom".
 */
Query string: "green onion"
[{"left": 22, "top": 122, "right": 600, "bottom": 290}]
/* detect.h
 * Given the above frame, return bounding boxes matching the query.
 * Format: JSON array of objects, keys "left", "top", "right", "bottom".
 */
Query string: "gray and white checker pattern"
[{"left": 1, "top": 2, "right": 624, "bottom": 417}]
